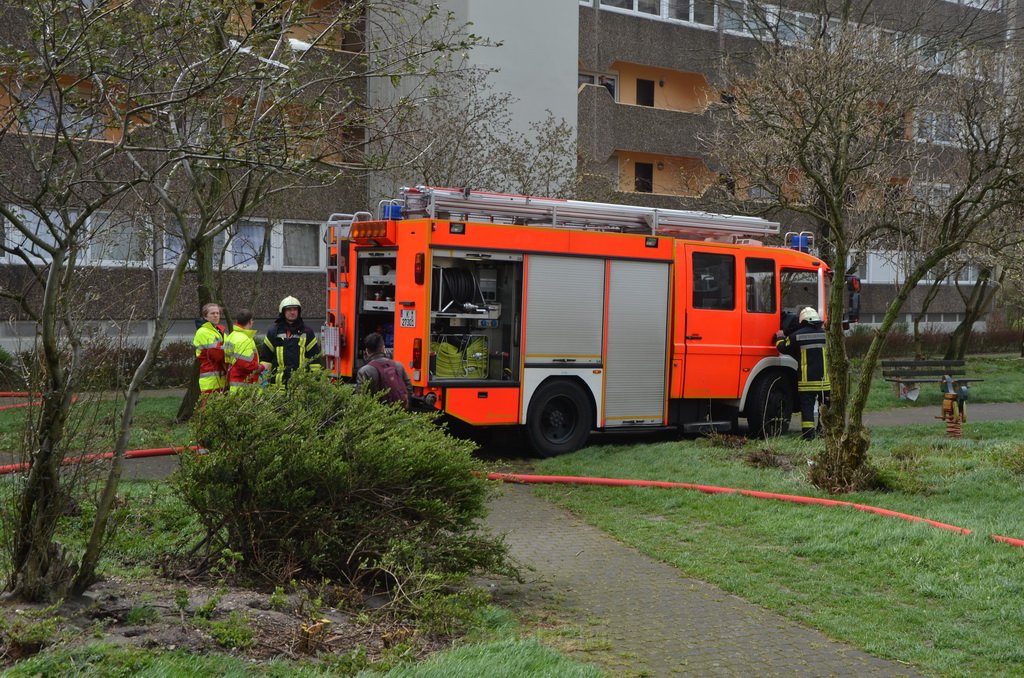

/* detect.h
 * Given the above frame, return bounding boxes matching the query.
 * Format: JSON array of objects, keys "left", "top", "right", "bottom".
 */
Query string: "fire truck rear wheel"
[
  {"left": 746, "top": 373, "right": 793, "bottom": 438},
  {"left": 526, "top": 380, "right": 593, "bottom": 457}
]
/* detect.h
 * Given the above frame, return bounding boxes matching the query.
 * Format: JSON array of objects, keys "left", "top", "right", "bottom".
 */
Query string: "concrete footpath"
[
  {"left": 484, "top": 485, "right": 922, "bottom": 677},
  {"left": 481, "top": 403, "right": 1024, "bottom": 677}
]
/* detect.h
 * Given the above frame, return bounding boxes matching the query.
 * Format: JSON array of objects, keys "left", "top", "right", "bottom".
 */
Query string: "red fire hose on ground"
[
  {"left": 0, "top": 434, "right": 1019, "bottom": 549},
  {"left": 0, "top": 446, "right": 203, "bottom": 476},
  {"left": 486, "top": 472, "right": 1024, "bottom": 549},
  {"left": 0, "top": 392, "right": 46, "bottom": 411},
  {"left": 0, "top": 393, "right": 198, "bottom": 475}
]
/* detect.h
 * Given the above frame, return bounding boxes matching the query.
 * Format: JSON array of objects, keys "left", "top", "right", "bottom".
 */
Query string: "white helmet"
[
  {"left": 279, "top": 296, "right": 301, "bottom": 312},
  {"left": 799, "top": 307, "right": 821, "bottom": 323}
]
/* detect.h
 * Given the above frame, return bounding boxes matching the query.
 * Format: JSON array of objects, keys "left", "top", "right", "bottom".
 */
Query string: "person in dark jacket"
[
  {"left": 775, "top": 307, "right": 830, "bottom": 440},
  {"left": 259, "top": 296, "right": 322, "bottom": 386},
  {"left": 355, "top": 332, "right": 411, "bottom": 407}
]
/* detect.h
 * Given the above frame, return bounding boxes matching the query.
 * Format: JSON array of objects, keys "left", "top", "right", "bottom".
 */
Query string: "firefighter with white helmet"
[
  {"left": 259, "top": 295, "right": 322, "bottom": 385},
  {"left": 775, "top": 306, "right": 830, "bottom": 440}
]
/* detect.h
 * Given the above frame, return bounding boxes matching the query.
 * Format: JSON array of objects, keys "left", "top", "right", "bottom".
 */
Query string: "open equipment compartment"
[{"left": 428, "top": 249, "right": 522, "bottom": 383}]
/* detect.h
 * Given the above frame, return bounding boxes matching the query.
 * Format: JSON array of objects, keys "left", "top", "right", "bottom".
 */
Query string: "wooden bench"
[{"left": 881, "top": 359, "right": 982, "bottom": 401}]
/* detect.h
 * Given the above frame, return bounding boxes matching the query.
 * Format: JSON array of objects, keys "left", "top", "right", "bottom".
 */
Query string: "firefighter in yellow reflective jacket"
[
  {"left": 775, "top": 307, "right": 830, "bottom": 440},
  {"left": 193, "top": 303, "right": 227, "bottom": 394},
  {"left": 224, "top": 309, "right": 264, "bottom": 392},
  {"left": 259, "top": 296, "right": 322, "bottom": 386}
]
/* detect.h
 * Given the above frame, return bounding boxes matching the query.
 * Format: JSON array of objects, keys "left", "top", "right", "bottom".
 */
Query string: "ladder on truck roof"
[{"left": 394, "top": 185, "right": 780, "bottom": 241}]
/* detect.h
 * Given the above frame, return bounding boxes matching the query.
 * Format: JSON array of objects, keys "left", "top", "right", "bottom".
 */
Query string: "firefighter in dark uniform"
[
  {"left": 259, "top": 296, "right": 322, "bottom": 386},
  {"left": 775, "top": 307, "right": 830, "bottom": 440}
]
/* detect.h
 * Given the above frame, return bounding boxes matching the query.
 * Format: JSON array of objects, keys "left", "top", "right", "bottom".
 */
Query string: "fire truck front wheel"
[
  {"left": 526, "top": 380, "right": 594, "bottom": 457},
  {"left": 745, "top": 373, "right": 794, "bottom": 438}
]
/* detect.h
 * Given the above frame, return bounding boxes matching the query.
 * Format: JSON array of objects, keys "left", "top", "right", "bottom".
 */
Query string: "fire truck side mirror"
[{"left": 846, "top": 276, "right": 861, "bottom": 324}]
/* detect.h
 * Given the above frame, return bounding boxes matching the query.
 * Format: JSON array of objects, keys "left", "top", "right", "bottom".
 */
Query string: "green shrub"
[
  {"left": 204, "top": 611, "right": 255, "bottom": 650},
  {"left": 0, "top": 345, "right": 25, "bottom": 390},
  {"left": 0, "top": 604, "right": 65, "bottom": 660},
  {"left": 172, "top": 372, "right": 511, "bottom": 591},
  {"left": 8, "top": 340, "right": 194, "bottom": 392},
  {"left": 146, "top": 341, "right": 195, "bottom": 388},
  {"left": 125, "top": 604, "right": 159, "bottom": 626}
]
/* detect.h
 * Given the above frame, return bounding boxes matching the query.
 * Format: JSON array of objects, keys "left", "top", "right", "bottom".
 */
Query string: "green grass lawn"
[
  {"left": 0, "top": 395, "right": 192, "bottom": 455},
  {"left": 7, "top": 638, "right": 604, "bottom": 678},
  {"left": 4, "top": 377, "right": 1024, "bottom": 675},
  {"left": 531, "top": 419, "right": 1024, "bottom": 677}
]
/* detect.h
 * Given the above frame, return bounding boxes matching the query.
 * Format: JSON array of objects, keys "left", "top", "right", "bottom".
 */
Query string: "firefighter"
[
  {"left": 260, "top": 296, "right": 322, "bottom": 386},
  {"left": 192, "top": 302, "right": 227, "bottom": 395},
  {"left": 224, "top": 309, "right": 264, "bottom": 392},
  {"left": 775, "top": 307, "right": 830, "bottom": 440}
]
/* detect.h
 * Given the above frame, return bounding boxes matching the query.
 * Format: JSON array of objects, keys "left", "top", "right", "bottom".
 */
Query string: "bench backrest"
[{"left": 881, "top": 359, "right": 966, "bottom": 380}]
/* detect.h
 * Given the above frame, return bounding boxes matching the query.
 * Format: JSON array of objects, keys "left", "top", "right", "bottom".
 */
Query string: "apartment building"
[
  {"left": 1, "top": 1, "right": 1011, "bottom": 355},
  {"left": 0, "top": 2, "right": 366, "bottom": 352},
  {"left": 574, "top": 0, "right": 1012, "bottom": 327}
]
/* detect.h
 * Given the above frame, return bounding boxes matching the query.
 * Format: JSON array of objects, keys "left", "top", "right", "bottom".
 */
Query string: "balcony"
[{"left": 577, "top": 83, "right": 716, "bottom": 162}]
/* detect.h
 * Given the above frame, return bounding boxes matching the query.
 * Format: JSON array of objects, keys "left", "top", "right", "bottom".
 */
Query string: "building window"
[
  {"left": 22, "top": 91, "right": 105, "bottom": 139},
  {"left": 669, "top": 0, "right": 714, "bottom": 25},
  {"left": 3, "top": 206, "right": 72, "bottom": 261},
  {"left": 912, "top": 181, "right": 953, "bottom": 208},
  {"left": 283, "top": 221, "right": 321, "bottom": 267},
  {"left": 578, "top": 73, "right": 596, "bottom": 86},
  {"left": 600, "top": 0, "right": 659, "bottom": 12},
  {"left": 634, "top": 162, "right": 654, "bottom": 192},
  {"left": 776, "top": 9, "right": 818, "bottom": 44},
  {"left": 914, "top": 111, "right": 961, "bottom": 146},
  {"left": 88, "top": 211, "right": 150, "bottom": 265},
  {"left": 227, "top": 219, "right": 267, "bottom": 269},
  {"left": 721, "top": 0, "right": 752, "bottom": 34},
  {"left": 636, "top": 79, "right": 655, "bottom": 106}
]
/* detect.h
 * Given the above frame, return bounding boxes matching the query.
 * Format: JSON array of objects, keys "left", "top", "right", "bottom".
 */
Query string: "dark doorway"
[
  {"left": 636, "top": 79, "right": 655, "bottom": 107},
  {"left": 635, "top": 162, "right": 654, "bottom": 193}
]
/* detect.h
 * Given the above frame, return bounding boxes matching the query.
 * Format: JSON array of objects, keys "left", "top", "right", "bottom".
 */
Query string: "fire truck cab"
[{"left": 324, "top": 187, "right": 829, "bottom": 456}]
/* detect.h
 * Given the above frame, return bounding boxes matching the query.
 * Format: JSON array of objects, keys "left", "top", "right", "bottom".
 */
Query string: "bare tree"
[
  {"left": 994, "top": 243, "right": 1024, "bottom": 356},
  {"left": 707, "top": 1, "right": 1024, "bottom": 490},
  {"left": 376, "top": 70, "right": 578, "bottom": 199},
  {"left": 0, "top": 0, "right": 484, "bottom": 600},
  {"left": 941, "top": 261, "right": 1004, "bottom": 360}
]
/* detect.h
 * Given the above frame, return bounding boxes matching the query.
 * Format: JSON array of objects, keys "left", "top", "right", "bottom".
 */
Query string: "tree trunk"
[
  {"left": 74, "top": 249, "right": 193, "bottom": 594},
  {"left": 911, "top": 277, "right": 944, "bottom": 359},
  {"left": 811, "top": 421, "right": 872, "bottom": 493},
  {"left": 8, "top": 253, "right": 78, "bottom": 602},
  {"left": 815, "top": 241, "right": 943, "bottom": 493},
  {"left": 942, "top": 268, "right": 1002, "bottom": 361},
  {"left": 174, "top": 238, "right": 217, "bottom": 423},
  {"left": 9, "top": 425, "right": 75, "bottom": 601},
  {"left": 175, "top": 362, "right": 200, "bottom": 423}
]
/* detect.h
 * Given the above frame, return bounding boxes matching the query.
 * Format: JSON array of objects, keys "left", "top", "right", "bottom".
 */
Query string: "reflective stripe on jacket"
[
  {"left": 193, "top": 320, "right": 227, "bottom": 393},
  {"left": 224, "top": 325, "right": 262, "bottom": 392},
  {"left": 776, "top": 323, "right": 830, "bottom": 392}
]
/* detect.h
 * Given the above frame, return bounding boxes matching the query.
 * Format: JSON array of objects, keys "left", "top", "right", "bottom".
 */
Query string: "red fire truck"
[{"left": 324, "top": 186, "right": 831, "bottom": 456}]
